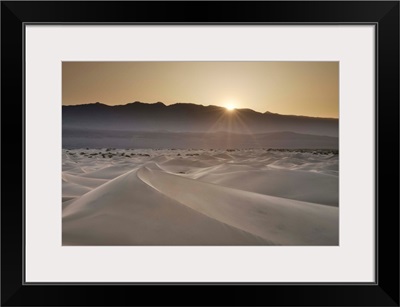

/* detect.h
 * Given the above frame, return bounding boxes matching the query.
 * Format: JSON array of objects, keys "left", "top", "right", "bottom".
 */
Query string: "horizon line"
[{"left": 62, "top": 101, "right": 339, "bottom": 120}]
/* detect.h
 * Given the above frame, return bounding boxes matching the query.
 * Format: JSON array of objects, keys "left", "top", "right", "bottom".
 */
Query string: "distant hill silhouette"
[{"left": 62, "top": 101, "right": 338, "bottom": 137}]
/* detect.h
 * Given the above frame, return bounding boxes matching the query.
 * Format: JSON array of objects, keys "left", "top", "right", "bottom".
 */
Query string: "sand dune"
[{"left": 62, "top": 149, "right": 339, "bottom": 245}]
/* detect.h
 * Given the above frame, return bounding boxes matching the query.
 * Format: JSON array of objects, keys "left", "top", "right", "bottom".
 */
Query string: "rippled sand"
[{"left": 62, "top": 149, "right": 338, "bottom": 246}]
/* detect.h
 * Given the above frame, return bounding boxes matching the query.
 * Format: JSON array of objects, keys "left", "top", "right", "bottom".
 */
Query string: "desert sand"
[{"left": 62, "top": 148, "right": 339, "bottom": 246}]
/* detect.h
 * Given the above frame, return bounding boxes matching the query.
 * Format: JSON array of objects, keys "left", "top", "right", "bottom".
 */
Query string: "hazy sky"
[{"left": 62, "top": 61, "right": 338, "bottom": 118}]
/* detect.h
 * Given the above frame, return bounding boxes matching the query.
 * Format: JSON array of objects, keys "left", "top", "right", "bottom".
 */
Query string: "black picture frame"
[{"left": 1, "top": 1, "right": 399, "bottom": 306}]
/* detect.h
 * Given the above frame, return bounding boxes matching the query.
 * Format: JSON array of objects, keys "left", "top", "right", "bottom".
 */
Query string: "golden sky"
[{"left": 62, "top": 61, "right": 338, "bottom": 118}]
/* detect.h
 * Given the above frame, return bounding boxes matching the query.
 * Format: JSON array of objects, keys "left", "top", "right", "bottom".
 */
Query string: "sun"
[{"left": 225, "top": 104, "right": 236, "bottom": 111}]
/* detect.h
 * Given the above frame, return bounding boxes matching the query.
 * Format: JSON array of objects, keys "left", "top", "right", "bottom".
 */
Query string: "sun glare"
[{"left": 225, "top": 105, "right": 235, "bottom": 111}]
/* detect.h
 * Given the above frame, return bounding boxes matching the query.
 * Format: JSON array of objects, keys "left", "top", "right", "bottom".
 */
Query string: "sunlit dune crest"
[
  {"left": 61, "top": 61, "right": 339, "bottom": 246},
  {"left": 62, "top": 148, "right": 339, "bottom": 246}
]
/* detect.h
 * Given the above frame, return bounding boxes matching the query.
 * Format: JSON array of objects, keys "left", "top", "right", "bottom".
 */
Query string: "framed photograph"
[
  {"left": 61, "top": 60, "right": 340, "bottom": 247},
  {"left": 2, "top": 1, "right": 399, "bottom": 306}
]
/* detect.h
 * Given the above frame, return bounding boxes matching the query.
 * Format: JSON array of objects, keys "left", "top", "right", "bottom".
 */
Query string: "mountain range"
[
  {"left": 62, "top": 102, "right": 338, "bottom": 149},
  {"left": 63, "top": 102, "right": 338, "bottom": 137}
]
